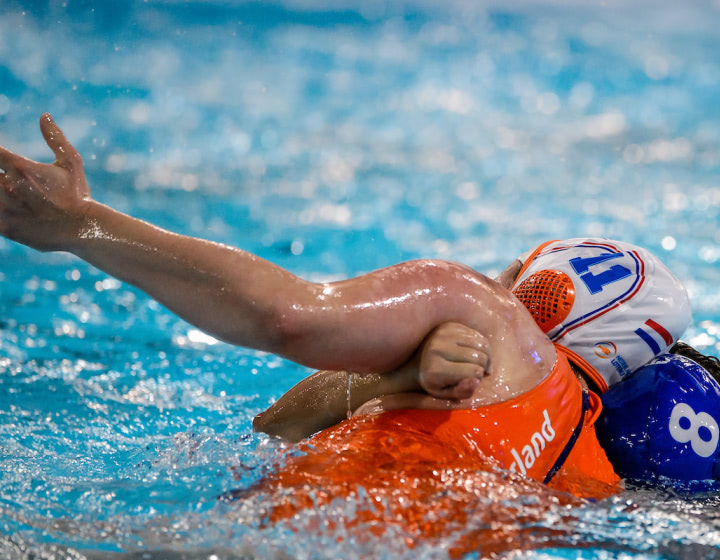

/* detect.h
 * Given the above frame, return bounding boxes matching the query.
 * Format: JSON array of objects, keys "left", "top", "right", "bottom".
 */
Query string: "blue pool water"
[{"left": 1, "top": 1, "right": 720, "bottom": 558}]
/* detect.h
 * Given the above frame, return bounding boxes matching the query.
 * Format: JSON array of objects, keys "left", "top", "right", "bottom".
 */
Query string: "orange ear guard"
[{"left": 513, "top": 269, "right": 575, "bottom": 333}]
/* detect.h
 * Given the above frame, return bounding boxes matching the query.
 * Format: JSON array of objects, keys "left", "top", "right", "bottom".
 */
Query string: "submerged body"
[{"left": 232, "top": 346, "right": 618, "bottom": 557}]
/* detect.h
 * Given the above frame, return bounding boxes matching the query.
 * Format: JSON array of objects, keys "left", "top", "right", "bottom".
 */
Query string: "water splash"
[{"left": 1, "top": 1, "right": 720, "bottom": 558}]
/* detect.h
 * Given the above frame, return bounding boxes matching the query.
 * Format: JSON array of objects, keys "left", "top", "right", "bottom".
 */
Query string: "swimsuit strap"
[{"left": 542, "top": 390, "right": 590, "bottom": 484}]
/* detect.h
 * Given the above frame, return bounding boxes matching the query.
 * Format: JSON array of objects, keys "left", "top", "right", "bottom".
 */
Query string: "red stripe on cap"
[{"left": 645, "top": 318, "right": 673, "bottom": 346}]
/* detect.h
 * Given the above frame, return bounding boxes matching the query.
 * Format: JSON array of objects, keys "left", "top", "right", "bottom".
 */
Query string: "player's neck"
[{"left": 569, "top": 360, "right": 601, "bottom": 394}]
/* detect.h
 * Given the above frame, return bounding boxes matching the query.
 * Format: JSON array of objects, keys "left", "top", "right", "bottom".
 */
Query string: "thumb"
[
  {"left": 424, "top": 377, "right": 480, "bottom": 400},
  {"left": 449, "top": 377, "right": 481, "bottom": 400},
  {"left": 39, "top": 113, "right": 81, "bottom": 169}
]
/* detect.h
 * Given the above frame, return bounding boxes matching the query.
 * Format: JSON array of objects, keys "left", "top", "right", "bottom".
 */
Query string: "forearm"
[
  {"left": 3, "top": 115, "right": 546, "bottom": 393},
  {"left": 353, "top": 392, "right": 474, "bottom": 416},
  {"left": 66, "top": 200, "right": 308, "bottom": 353},
  {"left": 253, "top": 358, "right": 421, "bottom": 442}
]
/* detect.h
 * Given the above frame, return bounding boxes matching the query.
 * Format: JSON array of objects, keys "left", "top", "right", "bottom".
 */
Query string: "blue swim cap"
[{"left": 596, "top": 353, "right": 720, "bottom": 482}]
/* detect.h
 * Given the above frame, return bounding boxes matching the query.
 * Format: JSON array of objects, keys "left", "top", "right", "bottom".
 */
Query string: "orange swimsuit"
[
  {"left": 240, "top": 348, "right": 619, "bottom": 556},
  {"left": 411, "top": 344, "right": 620, "bottom": 495}
]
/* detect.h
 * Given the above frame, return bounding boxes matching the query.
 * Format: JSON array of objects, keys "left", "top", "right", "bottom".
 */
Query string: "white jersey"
[{"left": 511, "top": 238, "right": 692, "bottom": 392}]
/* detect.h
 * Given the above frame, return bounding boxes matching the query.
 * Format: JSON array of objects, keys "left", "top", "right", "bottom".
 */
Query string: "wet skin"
[{"left": 0, "top": 114, "right": 555, "bottom": 407}]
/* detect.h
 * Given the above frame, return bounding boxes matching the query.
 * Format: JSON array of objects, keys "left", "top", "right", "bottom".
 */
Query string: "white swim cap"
[{"left": 511, "top": 238, "right": 692, "bottom": 392}]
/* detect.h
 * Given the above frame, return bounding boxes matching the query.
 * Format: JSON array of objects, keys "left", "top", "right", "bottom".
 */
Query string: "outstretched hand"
[
  {"left": 0, "top": 113, "right": 91, "bottom": 251},
  {"left": 417, "top": 322, "right": 491, "bottom": 400}
]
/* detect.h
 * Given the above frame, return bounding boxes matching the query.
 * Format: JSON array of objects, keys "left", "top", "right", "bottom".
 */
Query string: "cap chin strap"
[
  {"left": 543, "top": 390, "right": 591, "bottom": 484},
  {"left": 556, "top": 344, "right": 609, "bottom": 394}
]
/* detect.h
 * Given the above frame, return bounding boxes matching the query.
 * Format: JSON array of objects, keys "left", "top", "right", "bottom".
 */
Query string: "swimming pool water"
[{"left": 1, "top": 1, "right": 720, "bottom": 558}]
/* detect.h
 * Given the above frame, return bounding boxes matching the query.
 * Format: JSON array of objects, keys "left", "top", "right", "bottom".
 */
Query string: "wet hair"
[
  {"left": 567, "top": 361, "right": 602, "bottom": 394},
  {"left": 670, "top": 341, "right": 720, "bottom": 385}
]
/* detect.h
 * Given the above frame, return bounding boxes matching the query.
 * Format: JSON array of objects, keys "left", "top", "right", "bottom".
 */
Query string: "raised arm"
[{"left": 0, "top": 115, "right": 555, "bottom": 393}]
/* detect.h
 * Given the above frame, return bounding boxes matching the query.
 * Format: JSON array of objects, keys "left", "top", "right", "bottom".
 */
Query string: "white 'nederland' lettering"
[{"left": 509, "top": 409, "right": 556, "bottom": 475}]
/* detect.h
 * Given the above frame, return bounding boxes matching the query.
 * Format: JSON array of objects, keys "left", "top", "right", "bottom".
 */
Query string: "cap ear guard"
[
  {"left": 513, "top": 269, "right": 575, "bottom": 333},
  {"left": 597, "top": 354, "right": 720, "bottom": 483}
]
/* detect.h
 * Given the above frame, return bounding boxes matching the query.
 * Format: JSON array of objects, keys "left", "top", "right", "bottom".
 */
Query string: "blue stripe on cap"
[{"left": 635, "top": 327, "right": 661, "bottom": 355}]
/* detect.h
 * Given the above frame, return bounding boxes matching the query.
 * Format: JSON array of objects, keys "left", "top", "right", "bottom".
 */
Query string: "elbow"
[
  {"left": 253, "top": 411, "right": 281, "bottom": 438},
  {"left": 252, "top": 410, "right": 279, "bottom": 437},
  {"left": 253, "top": 411, "right": 305, "bottom": 443},
  {"left": 252, "top": 411, "right": 267, "bottom": 433}
]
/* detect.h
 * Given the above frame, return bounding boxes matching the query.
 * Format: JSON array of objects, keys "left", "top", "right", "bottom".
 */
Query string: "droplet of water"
[{"left": 346, "top": 372, "right": 353, "bottom": 419}]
